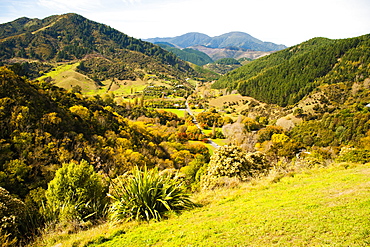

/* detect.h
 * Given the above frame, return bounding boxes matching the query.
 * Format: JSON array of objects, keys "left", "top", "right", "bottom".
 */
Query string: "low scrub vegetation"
[
  {"left": 43, "top": 160, "right": 108, "bottom": 224},
  {"left": 201, "top": 145, "right": 270, "bottom": 189}
]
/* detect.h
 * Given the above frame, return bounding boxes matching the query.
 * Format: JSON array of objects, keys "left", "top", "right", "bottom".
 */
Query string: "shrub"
[
  {"left": 44, "top": 160, "right": 108, "bottom": 224},
  {"left": 0, "top": 187, "right": 26, "bottom": 245},
  {"left": 336, "top": 147, "right": 370, "bottom": 164},
  {"left": 202, "top": 145, "right": 270, "bottom": 189},
  {"left": 180, "top": 154, "right": 207, "bottom": 191},
  {"left": 109, "top": 167, "right": 194, "bottom": 222}
]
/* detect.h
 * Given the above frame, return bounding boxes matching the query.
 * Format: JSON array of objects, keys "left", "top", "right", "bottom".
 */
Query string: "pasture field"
[
  {"left": 211, "top": 138, "right": 227, "bottom": 147},
  {"left": 156, "top": 108, "right": 187, "bottom": 118},
  {"left": 38, "top": 64, "right": 149, "bottom": 96}
]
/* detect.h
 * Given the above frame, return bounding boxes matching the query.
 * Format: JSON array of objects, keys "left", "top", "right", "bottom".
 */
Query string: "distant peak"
[{"left": 144, "top": 32, "right": 286, "bottom": 51}]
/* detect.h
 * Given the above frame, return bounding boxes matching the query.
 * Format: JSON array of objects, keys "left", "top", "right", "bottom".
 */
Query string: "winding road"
[{"left": 185, "top": 100, "right": 220, "bottom": 149}]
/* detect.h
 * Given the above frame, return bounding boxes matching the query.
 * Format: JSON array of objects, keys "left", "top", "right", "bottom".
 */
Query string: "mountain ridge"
[
  {"left": 0, "top": 13, "right": 197, "bottom": 83},
  {"left": 145, "top": 31, "right": 286, "bottom": 51}
]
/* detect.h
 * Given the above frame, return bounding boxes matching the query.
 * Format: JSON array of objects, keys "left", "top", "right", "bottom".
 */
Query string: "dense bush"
[
  {"left": 180, "top": 154, "right": 207, "bottom": 191},
  {"left": 44, "top": 160, "right": 108, "bottom": 223},
  {"left": 202, "top": 145, "right": 270, "bottom": 189},
  {"left": 196, "top": 110, "right": 223, "bottom": 127},
  {"left": 157, "top": 44, "right": 213, "bottom": 66},
  {"left": 0, "top": 187, "right": 27, "bottom": 246},
  {"left": 335, "top": 147, "right": 370, "bottom": 164},
  {"left": 109, "top": 167, "right": 194, "bottom": 222},
  {"left": 0, "top": 187, "right": 26, "bottom": 245}
]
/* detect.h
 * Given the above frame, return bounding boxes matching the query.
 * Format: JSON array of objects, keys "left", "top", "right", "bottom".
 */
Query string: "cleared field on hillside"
[
  {"left": 156, "top": 108, "right": 187, "bottom": 118},
  {"left": 38, "top": 63, "right": 151, "bottom": 96},
  {"left": 38, "top": 63, "right": 99, "bottom": 93}
]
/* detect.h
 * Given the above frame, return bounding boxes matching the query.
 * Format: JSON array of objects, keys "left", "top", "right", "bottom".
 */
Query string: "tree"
[
  {"left": 196, "top": 111, "right": 223, "bottom": 127},
  {"left": 69, "top": 105, "right": 90, "bottom": 120},
  {"left": 171, "top": 150, "right": 193, "bottom": 168},
  {"left": 242, "top": 117, "right": 261, "bottom": 131},
  {"left": 71, "top": 85, "right": 82, "bottom": 94},
  {"left": 44, "top": 160, "right": 107, "bottom": 223},
  {"left": 293, "top": 108, "right": 303, "bottom": 117},
  {"left": 257, "top": 126, "right": 284, "bottom": 143},
  {"left": 0, "top": 159, "right": 31, "bottom": 197},
  {"left": 180, "top": 154, "right": 207, "bottom": 190},
  {"left": 222, "top": 122, "right": 247, "bottom": 146}
]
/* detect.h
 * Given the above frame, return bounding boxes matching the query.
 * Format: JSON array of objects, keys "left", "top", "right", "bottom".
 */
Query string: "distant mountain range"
[
  {"left": 145, "top": 32, "right": 286, "bottom": 64},
  {"left": 144, "top": 32, "right": 287, "bottom": 52}
]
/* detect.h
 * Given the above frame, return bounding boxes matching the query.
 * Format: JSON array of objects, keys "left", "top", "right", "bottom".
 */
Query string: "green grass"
[
  {"left": 89, "top": 163, "right": 370, "bottom": 247},
  {"left": 38, "top": 63, "right": 148, "bottom": 97},
  {"left": 32, "top": 163, "right": 370, "bottom": 246},
  {"left": 202, "top": 127, "right": 223, "bottom": 135},
  {"left": 211, "top": 138, "right": 227, "bottom": 147},
  {"left": 38, "top": 63, "right": 77, "bottom": 80},
  {"left": 186, "top": 79, "right": 198, "bottom": 87},
  {"left": 190, "top": 109, "right": 204, "bottom": 116},
  {"left": 156, "top": 109, "right": 187, "bottom": 118}
]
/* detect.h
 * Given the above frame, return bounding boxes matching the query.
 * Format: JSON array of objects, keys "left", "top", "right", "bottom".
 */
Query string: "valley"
[{"left": 0, "top": 13, "right": 369, "bottom": 247}]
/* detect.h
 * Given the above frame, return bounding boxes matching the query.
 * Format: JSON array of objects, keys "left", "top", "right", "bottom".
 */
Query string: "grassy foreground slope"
[{"left": 82, "top": 163, "right": 370, "bottom": 247}]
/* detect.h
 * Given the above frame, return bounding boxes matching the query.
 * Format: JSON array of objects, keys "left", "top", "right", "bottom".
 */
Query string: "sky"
[{"left": 0, "top": 0, "right": 369, "bottom": 47}]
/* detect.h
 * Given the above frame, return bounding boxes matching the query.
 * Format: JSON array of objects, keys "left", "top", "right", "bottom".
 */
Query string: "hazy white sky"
[{"left": 0, "top": 0, "right": 369, "bottom": 46}]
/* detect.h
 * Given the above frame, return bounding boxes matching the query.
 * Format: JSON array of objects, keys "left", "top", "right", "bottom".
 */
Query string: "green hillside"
[
  {"left": 0, "top": 67, "right": 211, "bottom": 245},
  {"left": 213, "top": 35, "right": 370, "bottom": 106},
  {"left": 204, "top": 58, "right": 242, "bottom": 74},
  {"left": 0, "top": 13, "right": 196, "bottom": 82},
  {"left": 157, "top": 43, "right": 213, "bottom": 66},
  {"left": 37, "top": 163, "right": 370, "bottom": 246}
]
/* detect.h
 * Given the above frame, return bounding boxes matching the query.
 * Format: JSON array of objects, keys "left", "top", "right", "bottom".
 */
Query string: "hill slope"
[
  {"left": 190, "top": 45, "right": 272, "bottom": 61},
  {"left": 0, "top": 67, "right": 200, "bottom": 200},
  {"left": 213, "top": 34, "right": 370, "bottom": 106},
  {"left": 43, "top": 163, "right": 370, "bottom": 246},
  {"left": 145, "top": 32, "right": 211, "bottom": 49},
  {"left": 156, "top": 43, "right": 213, "bottom": 66},
  {"left": 0, "top": 13, "right": 196, "bottom": 82},
  {"left": 145, "top": 32, "right": 286, "bottom": 51}
]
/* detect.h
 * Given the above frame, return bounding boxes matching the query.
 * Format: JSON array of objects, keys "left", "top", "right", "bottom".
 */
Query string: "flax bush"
[{"left": 109, "top": 167, "right": 194, "bottom": 222}]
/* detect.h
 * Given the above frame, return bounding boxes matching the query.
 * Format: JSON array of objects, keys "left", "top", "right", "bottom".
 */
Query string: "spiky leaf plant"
[{"left": 109, "top": 167, "right": 194, "bottom": 222}]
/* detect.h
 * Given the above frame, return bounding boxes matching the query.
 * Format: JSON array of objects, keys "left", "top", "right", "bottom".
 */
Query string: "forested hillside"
[
  {"left": 213, "top": 35, "right": 370, "bottom": 106},
  {"left": 0, "top": 13, "right": 196, "bottom": 81},
  {"left": 204, "top": 58, "right": 242, "bottom": 74},
  {"left": 156, "top": 43, "right": 213, "bottom": 66},
  {"left": 0, "top": 67, "right": 211, "bottom": 244}
]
